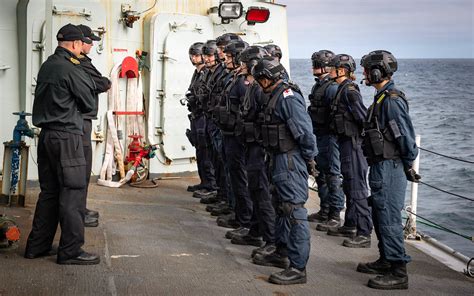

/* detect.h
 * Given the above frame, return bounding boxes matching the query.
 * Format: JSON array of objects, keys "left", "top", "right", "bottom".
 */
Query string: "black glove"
[
  {"left": 405, "top": 167, "right": 421, "bottom": 182},
  {"left": 307, "top": 159, "right": 319, "bottom": 178}
]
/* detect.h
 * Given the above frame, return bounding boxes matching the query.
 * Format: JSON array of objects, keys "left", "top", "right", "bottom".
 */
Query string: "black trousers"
[
  {"left": 25, "top": 129, "right": 87, "bottom": 260},
  {"left": 246, "top": 143, "right": 275, "bottom": 242},
  {"left": 194, "top": 114, "right": 216, "bottom": 190},
  {"left": 223, "top": 134, "right": 252, "bottom": 227},
  {"left": 83, "top": 119, "right": 93, "bottom": 205}
]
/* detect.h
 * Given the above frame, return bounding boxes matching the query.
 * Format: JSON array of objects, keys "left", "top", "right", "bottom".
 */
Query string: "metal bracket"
[
  {"left": 253, "top": 39, "right": 274, "bottom": 45},
  {"left": 52, "top": 6, "right": 92, "bottom": 20},
  {"left": 465, "top": 258, "right": 474, "bottom": 278},
  {"left": 93, "top": 27, "right": 107, "bottom": 54},
  {"left": 194, "top": 24, "right": 203, "bottom": 34},
  {"left": 169, "top": 21, "right": 186, "bottom": 32}
]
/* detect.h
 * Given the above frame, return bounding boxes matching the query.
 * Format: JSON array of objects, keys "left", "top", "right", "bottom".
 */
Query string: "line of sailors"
[{"left": 184, "top": 33, "right": 420, "bottom": 290}]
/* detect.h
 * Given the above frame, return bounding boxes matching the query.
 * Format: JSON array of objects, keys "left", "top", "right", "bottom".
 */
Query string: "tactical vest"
[
  {"left": 188, "top": 70, "right": 208, "bottom": 117},
  {"left": 209, "top": 71, "right": 232, "bottom": 120},
  {"left": 362, "top": 89, "right": 408, "bottom": 165},
  {"left": 238, "top": 81, "right": 262, "bottom": 143},
  {"left": 259, "top": 83, "right": 300, "bottom": 153},
  {"left": 216, "top": 73, "right": 243, "bottom": 133},
  {"left": 308, "top": 78, "right": 333, "bottom": 134},
  {"left": 200, "top": 64, "right": 225, "bottom": 114},
  {"left": 329, "top": 82, "right": 361, "bottom": 138}
]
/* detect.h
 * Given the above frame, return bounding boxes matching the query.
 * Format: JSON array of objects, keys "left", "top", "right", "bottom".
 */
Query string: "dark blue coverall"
[
  {"left": 222, "top": 74, "right": 252, "bottom": 228},
  {"left": 209, "top": 68, "right": 234, "bottom": 206},
  {"left": 368, "top": 81, "right": 418, "bottom": 263},
  {"left": 190, "top": 68, "right": 216, "bottom": 191},
  {"left": 308, "top": 75, "right": 344, "bottom": 216},
  {"left": 241, "top": 81, "right": 275, "bottom": 242},
  {"left": 269, "top": 83, "right": 317, "bottom": 270},
  {"left": 333, "top": 79, "right": 373, "bottom": 237}
]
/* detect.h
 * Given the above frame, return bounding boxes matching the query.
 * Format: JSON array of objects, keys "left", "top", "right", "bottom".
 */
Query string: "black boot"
[
  {"left": 357, "top": 258, "right": 391, "bottom": 274},
  {"left": 252, "top": 250, "right": 290, "bottom": 269},
  {"left": 211, "top": 205, "right": 233, "bottom": 216},
  {"left": 187, "top": 184, "right": 202, "bottom": 192},
  {"left": 216, "top": 213, "right": 240, "bottom": 229},
  {"left": 205, "top": 201, "right": 226, "bottom": 212},
  {"left": 84, "top": 215, "right": 98, "bottom": 227},
  {"left": 368, "top": 262, "right": 408, "bottom": 290},
  {"left": 307, "top": 207, "right": 329, "bottom": 223},
  {"left": 192, "top": 188, "right": 217, "bottom": 198},
  {"left": 251, "top": 242, "right": 276, "bottom": 258},
  {"left": 85, "top": 208, "right": 99, "bottom": 219},
  {"left": 316, "top": 212, "right": 340, "bottom": 231},
  {"left": 268, "top": 267, "right": 307, "bottom": 285},
  {"left": 200, "top": 195, "right": 220, "bottom": 204},
  {"left": 231, "top": 234, "right": 265, "bottom": 247},
  {"left": 342, "top": 235, "right": 371, "bottom": 248},
  {"left": 327, "top": 225, "right": 356, "bottom": 237},
  {"left": 225, "top": 227, "right": 248, "bottom": 239}
]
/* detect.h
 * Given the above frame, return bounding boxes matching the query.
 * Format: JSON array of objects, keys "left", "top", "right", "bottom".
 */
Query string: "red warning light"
[{"left": 246, "top": 7, "right": 270, "bottom": 25}]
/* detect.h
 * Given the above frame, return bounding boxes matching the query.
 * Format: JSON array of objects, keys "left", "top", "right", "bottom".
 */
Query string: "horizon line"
[{"left": 289, "top": 57, "right": 474, "bottom": 60}]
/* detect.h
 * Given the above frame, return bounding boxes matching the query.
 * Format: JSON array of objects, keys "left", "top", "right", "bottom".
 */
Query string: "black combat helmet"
[
  {"left": 202, "top": 40, "right": 219, "bottom": 64},
  {"left": 216, "top": 33, "right": 241, "bottom": 46},
  {"left": 223, "top": 40, "right": 249, "bottom": 65},
  {"left": 189, "top": 42, "right": 204, "bottom": 55},
  {"left": 251, "top": 56, "right": 286, "bottom": 81},
  {"left": 311, "top": 50, "right": 335, "bottom": 68},
  {"left": 188, "top": 42, "right": 204, "bottom": 65},
  {"left": 264, "top": 44, "right": 283, "bottom": 60},
  {"left": 329, "top": 54, "right": 356, "bottom": 72},
  {"left": 360, "top": 50, "right": 398, "bottom": 83},
  {"left": 240, "top": 46, "right": 269, "bottom": 70}
]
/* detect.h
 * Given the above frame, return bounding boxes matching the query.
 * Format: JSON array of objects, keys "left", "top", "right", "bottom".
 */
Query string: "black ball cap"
[
  {"left": 78, "top": 24, "right": 101, "bottom": 44},
  {"left": 56, "top": 23, "right": 88, "bottom": 42}
]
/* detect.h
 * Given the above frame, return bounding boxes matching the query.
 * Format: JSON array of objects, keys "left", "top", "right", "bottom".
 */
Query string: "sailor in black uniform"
[
  {"left": 77, "top": 24, "right": 111, "bottom": 228},
  {"left": 25, "top": 24, "right": 99, "bottom": 265}
]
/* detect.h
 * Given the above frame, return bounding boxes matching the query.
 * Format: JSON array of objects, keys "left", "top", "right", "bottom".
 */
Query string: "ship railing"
[{"left": 405, "top": 135, "right": 473, "bottom": 277}]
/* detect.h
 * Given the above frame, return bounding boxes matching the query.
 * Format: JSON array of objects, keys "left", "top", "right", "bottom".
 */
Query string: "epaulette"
[
  {"left": 286, "top": 80, "right": 303, "bottom": 97},
  {"left": 386, "top": 89, "right": 406, "bottom": 99},
  {"left": 347, "top": 84, "right": 357, "bottom": 91},
  {"left": 384, "top": 89, "right": 409, "bottom": 111},
  {"left": 68, "top": 57, "right": 80, "bottom": 65}
]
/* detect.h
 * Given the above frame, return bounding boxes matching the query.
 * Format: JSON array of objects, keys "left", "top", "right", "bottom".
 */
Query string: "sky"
[{"left": 276, "top": 0, "right": 473, "bottom": 59}]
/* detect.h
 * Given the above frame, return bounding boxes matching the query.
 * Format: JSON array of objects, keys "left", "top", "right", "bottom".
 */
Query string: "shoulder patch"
[
  {"left": 69, "top": 57, "right": 80, "bottom": 65},
  {"left": 244, "top": 80, "right": 250, "bottom": 85},
  {"left": 283, "top": 88, "right": 294, "bottom": 98}
]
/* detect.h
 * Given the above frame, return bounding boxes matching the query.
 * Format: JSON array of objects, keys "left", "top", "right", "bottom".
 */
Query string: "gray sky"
[{"left": 277, "top": 0, "right": 473, "bottom": 59}]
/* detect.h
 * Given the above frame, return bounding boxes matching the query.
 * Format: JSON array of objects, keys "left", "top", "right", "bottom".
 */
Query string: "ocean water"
[{"left": 289, "top": 59, "right": 474, "bottom": 258}]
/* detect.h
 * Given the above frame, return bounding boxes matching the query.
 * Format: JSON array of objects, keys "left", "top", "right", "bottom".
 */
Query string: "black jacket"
[
  {"left": 32, "top": 47, "right": 95, "bottom": 135},
  {"left": 78, "top": 54, "right": 111, "bottom": 119}
]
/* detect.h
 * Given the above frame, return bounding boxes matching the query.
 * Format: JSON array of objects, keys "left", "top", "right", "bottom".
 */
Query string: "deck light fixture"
[{"left": 218, "top": 1, "right": 243, "bottom": 24}]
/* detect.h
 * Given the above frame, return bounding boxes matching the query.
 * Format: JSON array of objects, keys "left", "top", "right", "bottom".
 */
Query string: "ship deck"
[{"left": 1, "top": 177, "right": 472, "bottom": 295}]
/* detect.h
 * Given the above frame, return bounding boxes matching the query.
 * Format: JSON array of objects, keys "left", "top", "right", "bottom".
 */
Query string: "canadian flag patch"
[{"left": 283, "top": 88, "right": 294, "bottom": 98}]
